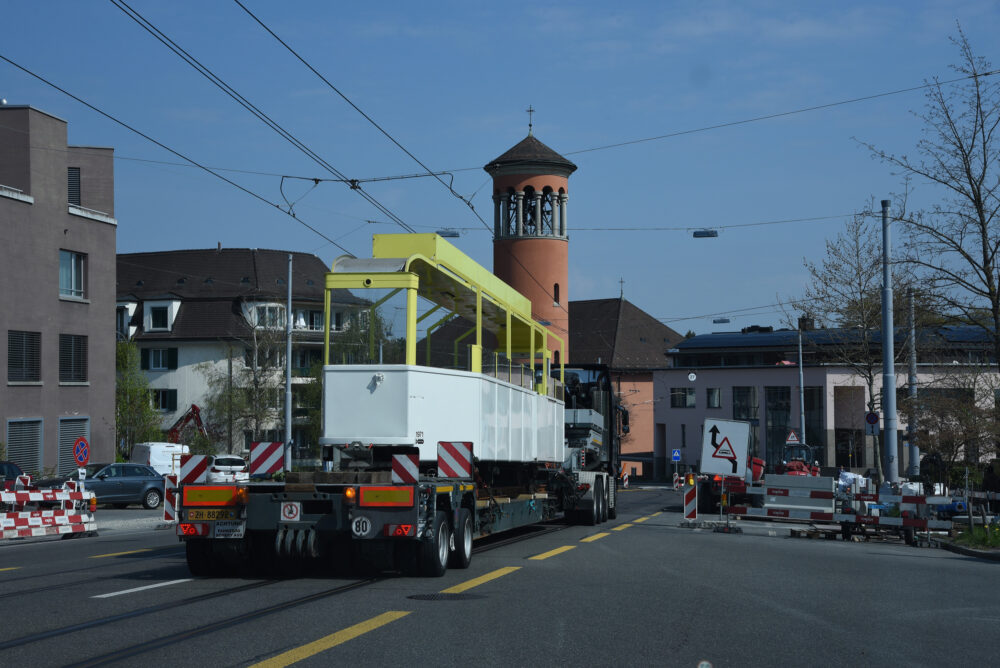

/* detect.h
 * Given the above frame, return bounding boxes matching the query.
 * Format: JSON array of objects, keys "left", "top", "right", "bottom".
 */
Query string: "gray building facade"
[{"left": 1, "top": 105, "right": 117, "bottom": 475}]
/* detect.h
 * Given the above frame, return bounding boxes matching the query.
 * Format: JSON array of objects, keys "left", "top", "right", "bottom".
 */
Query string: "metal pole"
[
  {"left": 285, "top": 254, "right": 293, "bottom": 472},
  {"left": 881, "top": 199, "right": 899, "bottom": 483},
  {"left": 798, "top": 326, "right": 807, "bottom": 452},
  {"left": 907, "top": 288, "right": 920, "bottom": 478}
]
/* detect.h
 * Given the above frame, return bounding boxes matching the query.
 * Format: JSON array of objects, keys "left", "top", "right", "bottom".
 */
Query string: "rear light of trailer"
[
  {"left": 577, "top": 483, "right": 591, "bottom": 493},
  {"left": 177, "top": 522, "right": 210, "bottom": 536},
  {"left": 713, "top": 475, "right": 722, "bottom": 482},
  {"left": 182, "top": 485, "right": 246, "bottom": 507},
  {"left": 359, "top": 486, "right": 414, "bottom": 507},
  {"left": 384, "top": 524, "right": 415, "bottom": 537}
]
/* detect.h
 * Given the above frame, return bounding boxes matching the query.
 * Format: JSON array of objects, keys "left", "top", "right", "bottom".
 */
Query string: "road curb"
[{"left": 931, "top": 537, "right": 1000, "bottom": 562}]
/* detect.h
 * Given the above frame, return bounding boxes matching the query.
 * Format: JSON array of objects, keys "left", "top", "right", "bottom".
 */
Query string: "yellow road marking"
[
  {"left": 651, "top": 511, "right": 662, "bottom": 517},
  {"left": 0, "top": 567, "right": 21, "bottom": 572},
  {"left": 633, "top": 516, "right": 650, "bottom": 523},
  {"left": 251, "top": 611, "right": 410, "bottom": 668},
  {"left": 581, "top": 532, "right": 610, "bottom": 543},
  {"left": 529, "top": 545, "right": 576, "bottom": 560},
  {"left": 441, "top": 566, "right": 521, "bottom": 594},
  {"left": 612, "top": 523, "right": 633, "bottom": 531},
  {"left": 89, "top": 548, "right": 152, "bottom": 559}
]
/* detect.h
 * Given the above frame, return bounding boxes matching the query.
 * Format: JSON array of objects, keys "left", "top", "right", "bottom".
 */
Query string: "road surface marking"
[
  {"left": 92, "top": 579, "right": 192, "bottom": 598},
  {"left": 0, "top": 567, "right": 21, "bottom": 572},
  {"left": 89, "top": 548, "right": 152, "bottom": 559},
  {"left": 612, "top": 523, "right": 633, "bottom": 531},
  {"left": 768, "top": 530, "right": 776, "bottom": 536},
  {"left": 529, "top": 545, "right": 576, "bottom": 560},
  {"left": 650, "top": 511, "right": 662, "bottom": 517},
  {"left": 441, "top": 566, "right": 520, "bottom": 594},
  {"left": 581, "top": 532, "right": 610, "bottom": 543},
  {"left": 633, "top": 516, "right": 650, "bottom": 523},
  {"left": 251, "top": 611, "right": 410, "bottom": 668}
]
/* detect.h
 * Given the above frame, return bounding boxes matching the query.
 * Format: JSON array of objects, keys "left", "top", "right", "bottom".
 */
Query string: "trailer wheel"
[
  {"left": 449, "top": 508, "right": 473, "bottom": 569},
  {"left": 599, "top": 479, "right": 609, "bottom": 523},
  {"left": 418, "top": 511, "right": 450, "bottom": 577},
  {"left": 608, "top": 477, "right": 617, "bottom": 520},
  {"left": 586, "top": 479, "right": 602, "bottom": 526}
]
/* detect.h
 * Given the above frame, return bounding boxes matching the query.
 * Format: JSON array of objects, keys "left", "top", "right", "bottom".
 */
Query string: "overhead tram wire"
[
  {"left": 233, "top": 0, "right": 576, "bottom": 326},
  {"left": 0, "top": 53, "right": 353, "bottom": 255},
  {"left": 109, "top": 0, "right": 416, "bottom": 234}
]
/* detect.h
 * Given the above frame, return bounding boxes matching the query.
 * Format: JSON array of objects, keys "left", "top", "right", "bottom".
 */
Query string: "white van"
[{"left": 130, "top": 442, "right": 190, "bottom": 475}]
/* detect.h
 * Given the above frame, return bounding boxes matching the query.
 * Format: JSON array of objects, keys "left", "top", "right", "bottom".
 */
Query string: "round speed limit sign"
[{"left": 351, "top": 516, "right": 372, "bottom": 538}]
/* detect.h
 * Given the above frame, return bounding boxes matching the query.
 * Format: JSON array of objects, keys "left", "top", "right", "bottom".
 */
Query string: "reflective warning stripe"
[
  {"left": 179, "top": 454, "right": 209, "bottom": 484},
  {"left": 163, "top": 475, "right": 178, "bottom": 523},
  {"left": 437, "top": 441, "right": 472, "bottom": 479},
  {"left": 683, "top": 484, "right": 697, "bottom": 520},
  {"left": 0, "top": 490, "right": 90, "bottom": 503},
  {"left": 391, "top": 454, "right": 419, "bottom": 484},
  {"left": 250, "top": 441, "right": 284, "bottom": 476},
  {"left": 1, "top": 517, "right": 96, "bottom": 540}
]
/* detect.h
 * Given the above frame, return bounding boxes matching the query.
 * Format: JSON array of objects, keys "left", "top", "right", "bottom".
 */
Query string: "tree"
[
  {"left": 197, "top": 322, "right": 287, "bottom": 454},
  {"left": 115, "top": 341, "right": 162, "bottom": 460},
  {"left": 860, "top": 27, "right": 1000, "bottom": 363},
  {"left": 788, "top": 209, "right": 923, "bottom": 483}
]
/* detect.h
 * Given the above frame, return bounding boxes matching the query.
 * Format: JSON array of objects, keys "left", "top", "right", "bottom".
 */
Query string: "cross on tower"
[{"left": 526, "top": 105, "right": 535, "bottom": 136}]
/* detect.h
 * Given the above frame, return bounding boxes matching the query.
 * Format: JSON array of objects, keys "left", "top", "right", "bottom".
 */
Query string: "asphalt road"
[{"left": 0, "top": 487, "right": 996, "bottom": 667}]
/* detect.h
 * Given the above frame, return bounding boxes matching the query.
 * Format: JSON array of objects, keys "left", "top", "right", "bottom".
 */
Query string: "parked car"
[
  {"left": 130, "top": 442, "right": 190, "bottom": 475},
  {"left": 0, "top": 461, "right": 26, "bottom": 490},
  {"left": 206, "top": 455, "right": 249, "bottom": 483},
  {"left": 33, "top": 462, "right": 108, "bottom": 490},
  {"left": 72, "top": 463, "right": 164, "bottom": 509}
]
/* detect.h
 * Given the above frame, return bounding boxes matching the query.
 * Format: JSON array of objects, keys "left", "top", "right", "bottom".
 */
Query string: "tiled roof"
[
  {"left": 676, "top": 324, "right": 993, "bottom": 350},
  {"left": 570, "top": 298, "right": 683, "bottom": 370}
]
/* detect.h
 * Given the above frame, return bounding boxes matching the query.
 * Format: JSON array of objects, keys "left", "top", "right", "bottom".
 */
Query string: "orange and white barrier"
[
  {"left": 164, "top": 474, "right": 178, "bottom": 523},
  {"left": 683, "top": 483, "right": 698, "bottom": 521}
]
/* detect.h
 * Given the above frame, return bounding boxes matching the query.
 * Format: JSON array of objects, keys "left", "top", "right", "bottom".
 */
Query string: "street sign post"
[{"left": 865, "top": 411, "right": 880, "bottom": 436}]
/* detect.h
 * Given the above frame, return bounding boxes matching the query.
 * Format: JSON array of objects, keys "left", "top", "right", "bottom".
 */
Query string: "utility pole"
[
  {"left": 284, "top": 254, "right": 293, "bottom": 472},
  {"left": 907, "top": 288, "right": 920, "bottom": 477},
  {"left": 798, "top": 324, "right": 806, "bottom": 453},
  {"left": 881, "top": 199, "right": 899, "bottom": 483}
]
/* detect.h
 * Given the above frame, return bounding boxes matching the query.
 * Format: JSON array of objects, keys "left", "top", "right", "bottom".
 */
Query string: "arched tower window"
[
  {"left": 553, "top": 350, "right": 560, "bottom": 366},
  {"left": 504, "top": 187, "right": 516, "bottom": 236},
  {"left": 541, "top": 186, "right": 555, "bottom": 235},
  {"left": 553, "top": 282, "right": 560, "bottom": 305},
  {"left": 523, "top": 186, "right": 537, "bottom": 235}
]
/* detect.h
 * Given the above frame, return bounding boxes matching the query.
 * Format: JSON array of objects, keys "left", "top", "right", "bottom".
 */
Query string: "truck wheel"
[
  {"left": 143, "top": 488, "right": 162, "bottom": 510},
  {"left": 449, "top": 508, "right": 473, "bottom": 569},
  {"left": 608, "top": 477, "right": 617, "bottom": 520},
  {"left": 586, "top": 479, "right": 601, "bottom": 526},
  {"left": 599, "top": 479, "right": 609, "bottom": 523},
  {"left": 418, "top": 511, "right": 450, "bottom": 577},
  {"left": 186, "top": 540, "right": 214, "bottom": 576}
]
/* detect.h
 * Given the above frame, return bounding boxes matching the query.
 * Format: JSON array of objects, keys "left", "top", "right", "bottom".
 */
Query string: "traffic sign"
[
  {"left": 671, "top": 449, "right": 681, "bottom": 462},
  {"left": 865, "top": 412, "right": 879, "bottom": 425},
  {"left": 700, "top": 419, "right": 750, "bottom": 478},
  {"left": 73, "top": 436, "right": 90, "bottom": 466},
  {"left": 865, "top": 411, "right": 880, "bottom": 435},
  {"left": 785, "top": 430, "right": 800, "bottom": 445}
]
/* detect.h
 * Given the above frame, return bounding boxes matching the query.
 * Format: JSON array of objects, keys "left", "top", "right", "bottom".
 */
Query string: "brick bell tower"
[{"left": 485, "top": 123, "right": 577, "bottom": 364}]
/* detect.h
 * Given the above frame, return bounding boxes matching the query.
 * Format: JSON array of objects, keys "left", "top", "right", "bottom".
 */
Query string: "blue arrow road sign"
[{"left": 671, "top": 449, "right": 681, "bottom": 462}]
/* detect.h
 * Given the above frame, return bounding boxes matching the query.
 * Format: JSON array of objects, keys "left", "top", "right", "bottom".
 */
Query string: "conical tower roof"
[{"left": 484, "top": 135, "right": 577, "bottom": 176}]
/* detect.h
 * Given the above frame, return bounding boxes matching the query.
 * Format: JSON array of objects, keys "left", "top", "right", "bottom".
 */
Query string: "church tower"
[{"left": 485, "top": 129, "right": 577, "bottom": 363}]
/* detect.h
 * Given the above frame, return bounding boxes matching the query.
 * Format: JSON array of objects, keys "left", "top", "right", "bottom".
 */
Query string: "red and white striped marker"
[
  {"left": 163, "top": 474, "right": 178, "bottom": 522},
  {"left": 250, "top": 441, "right": 284, "bottom": 476},
  {"left": 15, "top": 474, "right": 31, "bottom": 490},
  {"left": 391, "top": 454, "right": 419, "bottom": 484},
  {"left": 179, "top": 454, "right": 209, "bottom": 484},
  {"left": 683, "top": 483, "right": 698, "bottom": 521},
  {"left": 437, "top": 441, "right": 472, "bottom": 479}
]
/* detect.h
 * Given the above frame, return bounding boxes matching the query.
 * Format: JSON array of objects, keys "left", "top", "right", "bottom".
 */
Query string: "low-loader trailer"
[{"left": 176, "top": 234, "right": 627, "bottom": 576}]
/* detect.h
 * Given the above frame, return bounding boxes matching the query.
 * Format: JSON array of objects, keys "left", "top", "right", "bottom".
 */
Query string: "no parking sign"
[{"left": 73, "top": 436, "right": 90, "bottom": 466}]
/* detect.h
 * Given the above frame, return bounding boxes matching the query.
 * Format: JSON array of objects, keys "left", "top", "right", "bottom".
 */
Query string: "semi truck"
[{"left": 176, "top": 234, "right": 627, "bottom": 577}]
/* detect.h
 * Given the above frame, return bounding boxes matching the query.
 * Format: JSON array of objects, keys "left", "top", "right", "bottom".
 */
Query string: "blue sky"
[{"left": 3, "top": 1, "right": 998, "bottom": 336}]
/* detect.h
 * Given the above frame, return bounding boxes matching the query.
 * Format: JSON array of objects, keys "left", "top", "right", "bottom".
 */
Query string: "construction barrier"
[
  {"left": 1, "top": 484, "right": 97, "bottom": 541},
  {"left": 179, "top": 454, "right": 209, "bottom": 484},
  {"left": 250, "top": 441, "right": 284, "bottom": 476},
  {"left": 163, "top": 474, "right": 178, "bottom": 523},
  {"left": 683, "top": 483, "right": 697, "bottom": 521}
]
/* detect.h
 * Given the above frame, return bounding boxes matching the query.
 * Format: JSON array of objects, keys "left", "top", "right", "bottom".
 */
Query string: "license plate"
[
  {"left": 187, "top": 509, "right": 236, "bottom": 521},
  {"left": 213, "top": 520, "right": 245, "bottom": 539}
]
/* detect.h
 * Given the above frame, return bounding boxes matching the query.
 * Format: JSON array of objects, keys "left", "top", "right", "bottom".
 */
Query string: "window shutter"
[
  {"left": 168, "top": 390, "right": 178, "bottom": 412},
  {"left": 141, "top": 348, "right": 149, "bottom": 370},
  {"left": 167, "top": 348, "right": 178, "bottom": 369},
  {"left": 67, "top": 167, "right": 81, "bottom": 206}
]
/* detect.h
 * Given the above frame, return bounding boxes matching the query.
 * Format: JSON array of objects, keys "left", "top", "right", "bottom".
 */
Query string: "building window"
[
  {"left": 333, "top": 311, "right": 343, "bottom": 331},
  {"left": 152, "top": 389, "right": 178, "bottom": 411},
  {"left": 309, "top": 310, "right": 324, "bottom": 330},
  {"left": 140, "top": 347, "right": 177, "bottom": 370},
  {"left": 150, "top": 306, "right": 169, "bottom": 330},
  {"left": 681, "top": 423, "right": 687, "bottom": 449},
  {"left": 116, "top": 306, "right": 130, "bottom": 340},
  {"left": 670, "top": 387, "right": 696, "bottom": 408},
  {"left": 59, "top": 250, "right": 85, "bottom": 298},
  {"left": 59, "top": 334, "right": 88, "bottom": 383},
  {"left": 765, "top": 386, "right": 792, "bottom": 469},
  {"left": 707, "top": 387, "right": 721, "bottom": 409},
  {"left": 8, "top": 330, "right": 41, "bottom": 382},
  {"left": 804, "top": 386, "right": 824, "bottom": 463},
  {"left": 733, "top": 386, "right": 759, "bottom": 458},
  {"left": 68, "top": 167, "right": 81, "bottom": 205},
  {"left": 6, "top": 419, "right": 42, "bottom": 475},
  {"left": 553, "top": 283, "right": 560, "bottom": 305},
  {"left": 245, "top": 347, "right": 283, "bottom": 369},
  {"left": 150, "top": 349, "right": 168, "bottom": 370},
  {"left": 256, "top": 305, "right": 284, "bottom": 329}
]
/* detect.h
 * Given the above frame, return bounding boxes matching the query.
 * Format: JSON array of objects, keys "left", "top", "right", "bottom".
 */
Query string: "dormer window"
[
  {"left": 150, "top": 306, "right": 168, "bottom": 330},
  {"left": 255, "top": 305, "right": 284, "bottom": 329}
]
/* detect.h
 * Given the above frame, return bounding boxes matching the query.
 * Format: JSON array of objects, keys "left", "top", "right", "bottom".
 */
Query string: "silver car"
[{"left": 206, "top": 455, "right": 249, "bottom": 483}]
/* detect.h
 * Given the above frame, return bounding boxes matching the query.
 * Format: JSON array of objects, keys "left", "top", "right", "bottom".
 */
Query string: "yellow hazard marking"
[
  {"left": 633, "top": 516, "right": 650, "bottom": 523},
  {"left": 89, "top": 548, "right": 152, "bottom": 559},
  {"left": 251, "top": 611, "right": 410, "bottom": 668},
  {"left": 580, "top": 532, "right": 610, "bottom": 543},
  {"left": 651, "top": 511, "right": 662, "bottom": 517},
  {"left": 529, "top": 545, "right": 576, "bottom": 560},
  {"left": 440, "top": 566, "right": 521, "bottom": 594},
  {"left": 436, "top": 486, "right": 453, "bottom": 494},
  {"left": 612, "top": 523, "right": 633, "bottom": 531},
  {"left": 0, "top": 567, "right": 21, "bottom": 572}
]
